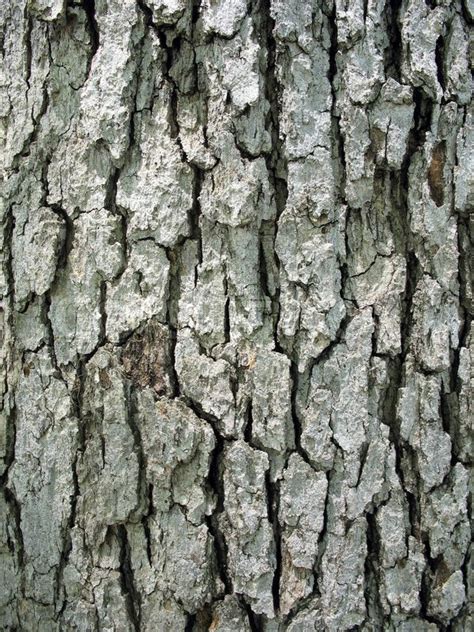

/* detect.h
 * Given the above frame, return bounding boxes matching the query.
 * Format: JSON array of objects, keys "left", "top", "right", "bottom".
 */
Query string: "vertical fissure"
[
  {"left": 82, "top": 0, "right": 99, "bottom": 76},
  {"left": 123, "top": 385, "right": 148, "bottom": 516},
  {"left": 435, "top": 34, "right": 446, "bottom": 93},
  {"left": 384, "top": 0, "right": 403, "bottom": 82},
  {"left": 326, "top": 0, "right": 346, "bottom": 203},
  {"left": 243, "top": 398, "right": 253, "bottom": 443},
  {"left": 241, "top": 599, "right": 264, "bottom": 632},
  {"left": 259, "top": 0, "right": 288, "bottom": 351},
  {"left": 116, "top": 524, "right": 141, "bottom": 632},
  {"left": 364, "top": 511, "right": 385, "bottom": 628},
  {"left": 265, "top": 471, "right": 282, "bottom": 613},
  {"left": 186, "top": 399, "right": 232, "bottom": 597},
  {"left": 385, "top": 84, "right": 433, "bottom": 539},
  {"left": 190, "top": 164, "right": 204, "bottom": 272},
  {"left": 23, "top": 11, "right": 33, "bottom": 90},
  {"left": 55, "top": 358, "right": 88, "bottom": 622},
  {"left": 289, "top": 361, "right": 313, "bottom": 468},
  {"left": 223, "top": 273, "right": 231, "bottom": 345},
  {"left": 142, "top": 483, "right": 154, "bottom": 567},
  {"left": 164, "top": 247, "right": 182, "bottom": 399},
  {"left": 184, "top": 612, "right": 197, "bottom": 631},
  {"left": 204, "top": 425, "right": 232, "bottom": 595}
]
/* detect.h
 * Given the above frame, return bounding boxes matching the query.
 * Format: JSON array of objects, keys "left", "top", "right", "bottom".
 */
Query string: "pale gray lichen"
[{"left": 0, "top": 0, "right": 471, "bottom": 630}]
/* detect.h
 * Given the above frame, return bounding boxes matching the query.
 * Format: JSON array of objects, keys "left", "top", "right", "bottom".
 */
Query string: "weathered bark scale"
[{"left": 0, "top": 0, "right": 472, "bottom": 630}]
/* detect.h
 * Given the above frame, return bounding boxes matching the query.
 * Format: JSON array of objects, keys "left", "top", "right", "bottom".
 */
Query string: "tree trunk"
[{"left": 0, "top": 0, "right": 472, "bottom": 630}]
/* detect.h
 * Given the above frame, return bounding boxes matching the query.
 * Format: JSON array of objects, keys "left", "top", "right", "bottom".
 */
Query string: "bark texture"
[{"left": 0, "top": 0, "right": 472, "bottom": 630}]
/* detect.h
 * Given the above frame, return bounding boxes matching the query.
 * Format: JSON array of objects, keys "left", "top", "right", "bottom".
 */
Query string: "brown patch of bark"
[
  {"left": 120, "top": 319, "right": 172, "bottom": 396},
  {"left": 428, "top": 141, "right": 445, "bottom": 207}
]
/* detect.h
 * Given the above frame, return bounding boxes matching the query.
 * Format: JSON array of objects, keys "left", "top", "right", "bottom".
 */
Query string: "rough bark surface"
[{"left": 0, "top": 0, "right": 472, "bottom": 630}]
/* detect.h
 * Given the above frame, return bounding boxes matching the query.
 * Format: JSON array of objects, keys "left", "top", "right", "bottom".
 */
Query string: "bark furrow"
[{"left": 0, "top": 0, "right": 472, "bottom": 630}]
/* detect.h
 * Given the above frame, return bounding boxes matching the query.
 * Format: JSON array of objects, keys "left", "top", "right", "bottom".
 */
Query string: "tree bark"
[{"left": 0, "top": 0, "right": 472, "bottom": 630}]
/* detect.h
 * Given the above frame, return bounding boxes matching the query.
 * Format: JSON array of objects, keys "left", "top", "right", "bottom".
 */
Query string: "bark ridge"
[{"left": 0, "top": 0, "right": 472, "bottom": 630}]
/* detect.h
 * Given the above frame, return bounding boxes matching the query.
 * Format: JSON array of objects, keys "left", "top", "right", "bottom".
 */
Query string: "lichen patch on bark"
[{"left": 0, "top": 0, "right": 471, "bottom": 630}]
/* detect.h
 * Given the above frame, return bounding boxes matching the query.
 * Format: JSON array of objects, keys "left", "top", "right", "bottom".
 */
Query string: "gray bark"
[{"left": 0, "top": 0, "right": 472, "bottom": 630}]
